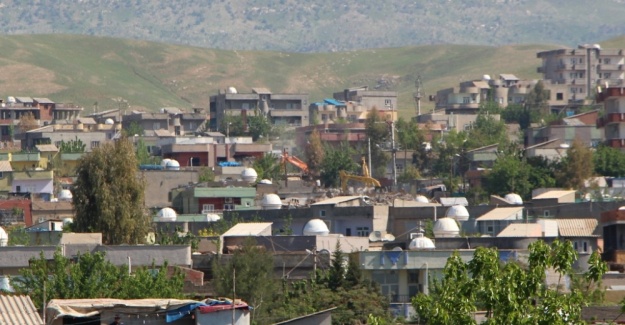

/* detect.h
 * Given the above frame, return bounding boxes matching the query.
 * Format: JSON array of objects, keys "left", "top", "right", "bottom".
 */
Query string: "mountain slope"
[
  {"left": 1, "top": 34, "right": 623, "bottom": 117},
  {"left": 0, "top": 0, "right": 624, "bottom": 52}
]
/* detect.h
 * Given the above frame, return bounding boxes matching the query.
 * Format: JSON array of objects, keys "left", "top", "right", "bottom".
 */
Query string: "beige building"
[{"left": 537, "top": 44, "right": 625, "bottom": 102}]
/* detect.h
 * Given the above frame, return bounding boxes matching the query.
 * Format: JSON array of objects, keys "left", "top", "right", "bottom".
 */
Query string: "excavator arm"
[
  {"left": 339, "top": 170, "right": 381, "bottom": 192},
  {"left": 281, "top": 150, "right": 310, "bottom": 175}
]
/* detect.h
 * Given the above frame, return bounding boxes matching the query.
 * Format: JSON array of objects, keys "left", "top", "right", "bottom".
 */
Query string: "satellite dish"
[
  {"left": 392, "top": 246, "right": 403, "bottom": 251},
  {"left": 384, "top": 233, "right": 396, "bottom": 242},
  {"left": 318, "top": 249, "right": 331, "bottom": 255},
  {"left": 368, "top": 231, "right": 384, "bottom": 242}
]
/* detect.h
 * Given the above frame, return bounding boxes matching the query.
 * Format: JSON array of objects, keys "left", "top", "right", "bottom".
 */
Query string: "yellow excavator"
[{"left": 339, "top": 157, "right": 381, "bottom": 192}]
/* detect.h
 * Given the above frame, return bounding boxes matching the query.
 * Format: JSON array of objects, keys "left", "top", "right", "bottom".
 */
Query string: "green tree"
[
  {"left": 212, "top": 238, "right": 276, "bottom": 322},
  {"left": 6, "top": 225, "right": 30, "bottom": 246},
  {"left": 247, "top": 113, "right": 271, "bottom": 141},
  {"left": 135, "top": 137, "right": 154, "bottom": 165},
  {"left": 319, "top": 142, "right": 358, "bottom": 188},
  {"left": 220, "top": 115, "right": 246, "bottom": 137},
  {"left": 59, "top": 137, "right": 86, "bottom": 153},
  {"left": 365, "top": 108, "right": 391, "bottom": 177},
  {"left": 466, "top": 108, "right": 508, "bottom": 149},
  {"left": 556, "top": 138, "right": 594, "bottom": 190},
  {"left": 485, "top": 151, "right": 533, "bottom": 199},
  {"left": 123, "top": 121, "right": 144, "bottom": 137},
  {"left": 72, "top": 138, "right": 150, "bottom": 245},
  {"left": 198, "top": 166, "right": 215, "bottom": 182},
  {"left": 11, "top": 250, "right": 185, "bottom": 309},
  {"left": 594, "top": 144, "right": 625, "bottom": 177},
  {"left": 304, "top": 129, "right": 324, "bottom": 176},
  {"left": 253, "top": 152, "right": 282, "bottom": 182},
  {"left": 413, "top": 240, "right": 607, "bottom": 324}
]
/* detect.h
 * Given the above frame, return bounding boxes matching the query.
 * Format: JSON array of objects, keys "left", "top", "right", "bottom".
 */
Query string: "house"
[
  {"left": 209, "top": 87, "right": 309, "bottom": 130},
  {"left": 528, "top": 189, "right": 577, "bottom": 218},
  {"left": 332, "top": 87, "right": 398, "bottom": 113},
  {"left": 141, "top": 169, "right": 200, "bottom": 208},
  {"left": 172, "top": 184, "right": 256, "bottom": 214},
  {"left": 122, "top": 108, "right": 208, "bottom": 137},
  {"left": 524, "top": 110, "right": 602, "bottom": 148},
  {"left": 12, "top": 169, "right": 54, "bottom": 199},
  {"left": 0, "top": 160, "right": 13, "bottom": 193},
  {"left": 31, "top": 200, "right": 73, "bottom": 223},
  {"left": 160, "top": 136, "right": 271, "bottom": 168},
  {"left": 0, "top": 294, "right": 43, "bottom": 325},
  {"left": 20, "top": 122, "right": 120, "bottom": 152},
  {"left": 273, "top": 308, "right": 336, "bottom": 325},
  {"left": 524, "top": 139, "right": 569, "bottom": 161},
  {"left": 310, "top": 196, "right": 389, "bottom": 237},
  {"left": 475, "top": 206, "right": 524, "bottom": 236}
]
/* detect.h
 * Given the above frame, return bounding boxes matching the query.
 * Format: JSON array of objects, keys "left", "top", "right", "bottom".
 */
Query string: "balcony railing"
[{"left": 11, "top": 152, "right": 40, "bottom": 162}]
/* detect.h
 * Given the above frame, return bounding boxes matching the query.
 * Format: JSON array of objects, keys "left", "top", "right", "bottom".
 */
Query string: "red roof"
[{"left": 197, "top": 302, "right": 250, "bottom": 314}]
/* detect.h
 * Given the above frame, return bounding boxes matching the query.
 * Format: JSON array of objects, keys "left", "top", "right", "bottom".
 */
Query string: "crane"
[{"left": 340, "top": 157, "right": 381, "bottom": 192}]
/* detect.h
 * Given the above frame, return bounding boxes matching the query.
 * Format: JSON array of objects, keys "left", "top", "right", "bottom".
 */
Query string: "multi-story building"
[
  {"left": 537, "top": 44, "right": 625, "bottom": 102},
  {"left": 209, "top": 87, "right": 309, "bottom": 130},
  {"left": 597, "top": 86, "right": 625, "bottom": 149},
  {"left": 524, "top": 110, "right": 603, "bottom": 147},
  {"left": 122, "top": 107, "right": 208, "bottom": 137},
  {"left": 19, "top": 120, "right": 121, "bottom": 151}
]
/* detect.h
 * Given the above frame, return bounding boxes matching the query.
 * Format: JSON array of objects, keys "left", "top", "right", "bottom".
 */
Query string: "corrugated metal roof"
[
  {"left": 497, "top": 223, "right": 542, "bottom": 237},
  {"left": 33, "top": 97, "right": 54, "bottom": 104},
  {"left": 35, "top": 144, "right": 59, "bottom": 152},
  {"left": 0, "top": 161, "right": 13, "bottom": 172},
  {"left": 557, "top": 219, "right": 598, "bottom": 237},
  {"left": 439, "top": 197, "right": 468, "bottom": 206},
  {"left": 499, "top": 74, "right": 519, "bottom": 81},
  {"left": 477, "top": 207, "right": 524, "bottom": 221},
  {"left": 310, "top": 196, "right": 362, "bottom": 206},
  {"left": 222, "top": 222, "right": 273, "bottom": 237},
  {"left": 533, "top": 190, "right": 576, "bottom": 200},
  {"left": 251, "top": 87, "right": 272, "bottom": 94},
  {"left": 0, "top": 295, "right": 43, "bottom": 325}
]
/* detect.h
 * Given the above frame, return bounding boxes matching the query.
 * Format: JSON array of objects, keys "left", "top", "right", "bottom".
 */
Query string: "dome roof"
[
  {"left": 160, "top": 158, "right": 172, "bottom": 167},
  {"left": 259, "top": 179, "right": 272, "bottom": 185},
  {"left": 104, "top": 118, "right": 115, "bottom": 125},
  {"left": 261, "top": 194, "right": 282, "bottom": 209},
  {"left": 0, "top": 226, "right": 7, "bottom": 246},
  {"left": 165, "top": 160, "right": 180, "bottom": 170},
  {"left": 303, "top": 219, "right": 330, "bottom": 236},
  {"left": 58, "top": 189, "right": 73, "bottom": 201},
  {"left": 415, "top": 195, "right": 429, "bottom": 203},
  {"left": 504, "top": 193, "right": 523, "bottom": 205},
  {"left": 408, "top": 233, "right": 435, "bottom": 250},
  {"left": 433, "top": 218, "right": 460, "bottom": 238},
  {"left": 205, "top": 213, "right": 221, "bottom": 222},
  {"left": 241, "top": 168, "right": 258, "bottom": 183},
  {"left": 445, "top": 205, "right": 470, "bottom": 221},
  {"left": 157, "top": 207, "right": 177, "bottom": 222}
]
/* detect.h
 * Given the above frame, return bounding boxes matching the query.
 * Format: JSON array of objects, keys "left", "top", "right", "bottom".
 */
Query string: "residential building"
[
  {"left": 31, "top": 200, "right": 73, "bottom": 224},
  {"left": 209, "top": 87, "right": 309, "bottom": 130},
  {"left": 19, "top": 122, "right": 120, "bottom": 151},
  {"left": 597, "top": 86, "right": 625, "bottom": 149},
  {"left": 524, "top": 110, "right": 603, "bottom": 147},
  {"left": 332, "top": 87, "right": 398, "bottom": 112},
  {"left": 12, "top": 169, "right": 54, "bottom": 199},
  {"left": 172, "top": 184, "right": 256, "bottom": 214},
  {"left": 160, "top": 136, "right": 271, "bottom": 168},
  {"left": 122, "top": 108, "right": 208, "bottom": 136},
  {"left": 537, "top": 44, "right": 625, "bottom": 102}
]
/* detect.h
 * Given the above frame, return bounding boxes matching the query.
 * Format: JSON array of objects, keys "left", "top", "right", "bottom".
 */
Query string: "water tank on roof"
[
  {"left": 165, "top": 160, "right": 180, "bottom": 171},
  {"left": 0, "top": 226, "right": 7, "bottom": 246},
  {"left": 303, "top": 219, "right": 330, "bottom": 236},
  {"left": 261, "top": 194, "right": 282, "bottom": 210},
  {"left": 161, "top": 159, "right": 172, "bottom": 168},
  {"left": 241, "top": 168, "right": 258, "bottom": 183},
  {"left": 227, "top": 87, "right": 238, "bottom": 94},
  {"left": 104, "top": 118, "right": 115, "bottom": 125},
  {"left": 157, "top": 208, "right": 177, "bottom": 222},
  {"left": 408, "top": 233, "right": 435, "bottom": 250},
  {"left": 504, "top": 193, "right": 523, "bottom": 205},
  {"left": 415, "top": 195, "right": 429, "bottom": 203},
  {"left": 483, "top": 74, "right": 491, "bottom": 81},
  {"left": 445, "top": 205, "right": 470, "bottom": 222},
  {"left": 205, "top": 214, "right": 221, "bottom": 222},
  {"left": 58, "top": 189, "right": 73, "bottom": 201},
  {"left": 7, "top": 96, "right": 15, "bottom": 103},
  {"left": 433, "top": 218, "right": 460, "bottom": 238},
  {"left": 259, "top": 179, "right": 272, "bottom": 185}
]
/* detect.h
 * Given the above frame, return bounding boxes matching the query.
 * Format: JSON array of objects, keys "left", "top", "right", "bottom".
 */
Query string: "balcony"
[
  {"left": 11, "top": 152, "right": 40, "bottom": 162},
  {"left": 60, "top": 153, "right": 84, "bottom": 161},
  {"left": 13, "top": 170, "right": 53, "bottom": 180}
]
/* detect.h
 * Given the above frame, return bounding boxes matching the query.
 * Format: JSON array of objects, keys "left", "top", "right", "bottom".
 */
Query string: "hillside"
[
  {"left": 0, "top": 0, "right": 624, "bottom": 52},
  {"left": 0, "top": 34, "right": 624, "bottom": 118}
]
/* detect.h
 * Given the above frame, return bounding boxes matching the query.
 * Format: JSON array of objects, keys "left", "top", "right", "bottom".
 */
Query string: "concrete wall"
[
  {"left": 141, "top": 170, "right": 199, "bottom": 208},
  {"left": 196, "top": 308, "right": 250, "bottom": 325}
]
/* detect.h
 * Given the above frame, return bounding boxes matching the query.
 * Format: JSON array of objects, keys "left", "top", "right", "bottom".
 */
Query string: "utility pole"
[
  {"left": 414, "top": 75, "right": 422, "bottom": 117},
  {"left": 367, "top": 138, "right": 372, "bottom": 176},
  {"left": 232, "top": 268, "right": 236, "bottom": 324},
  {"left": 391, "top": 121, "right": 397, "bottom": 188}
]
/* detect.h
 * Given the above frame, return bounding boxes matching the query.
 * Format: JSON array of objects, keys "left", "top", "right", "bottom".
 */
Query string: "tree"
[
  {"left": 594, "top": 144, "right": 625, "bottom": 177},
  {"left": 319, "top": 142, "right": 358, "bottom": 188},
  {"left": 212, "top": 238, "right": 276, "bottom": 322},
  {"left": 485, "top": 152, "right": 532, "bottom": 199},
  {"left": 135, "top": 137, "right": 154, "bottom": 165},
  {"left": 11, "top": 250, "right": 185, "bottom": 309},
  {"left": 247, "top": 113, "right": 271, "bottom": 141},
  {"left": 304, "top": 129, "right": 324, "bottom": 176},
  {"left": 123, "top": 121, "right": 144, "bottom": 137},
  {"left": 365, "top": 108, "right": 391, "bottom": 177},
  {"left": 18, "top": 112, "right": 38, "bottom": 134},
  {"left": 525, "top": 80, "right": 551, "bottom": 117},
  {"left": 59, "top": 137, "right": 86, "bottom": 153},
  {"left": 413, "top": 240, "right": 607, "bottom": 324},
  {"left": 556, "top": 138, "right": 594, "bottom": 190},
  {"left": 198, "top": 166, "right": 215, "bottom": 182},
  {"left": 253, "top": 152, "right": 282, "bottom": 182},
  {"left": 220, "top": 115, "right": 245, "bottom": 137},
  {"left": 72, "top": 138, "right": 150, "bottom": 245},
  {"left": 466, "top": 107, "right": 508, "bottom": 149}
]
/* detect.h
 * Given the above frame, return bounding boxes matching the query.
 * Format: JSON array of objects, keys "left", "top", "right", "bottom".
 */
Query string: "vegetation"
[
  {"left": 72, "top": 138, "right": 151, "bottom": 245},
  {"left": 413, "top": 240, "right": 607, "bottom": 325},
  {"left": 319, "top": 143, "right": 358, "bottom": 188},
  {"left": 11, "top": 250, "right": 185, "bottom": 309},
  {"left": 58, "top": 137, "right": 86, "bottom": 153},
  {"left": 304, "top": 129, "right": 324, "bottom": 177}
]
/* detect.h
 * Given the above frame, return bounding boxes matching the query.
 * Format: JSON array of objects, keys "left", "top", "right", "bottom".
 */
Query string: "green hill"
[{"left": 1, "top": 34, "right": 624, "bottom": 118}]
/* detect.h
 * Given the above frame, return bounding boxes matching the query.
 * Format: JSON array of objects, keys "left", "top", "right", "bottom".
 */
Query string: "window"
[
  {"left": 225, "top": 197, "right": 233, "bottom": 203},
  {"left": 582, "top": 241, "right": 588, "bottom": 253},
  {"left": 570, "top": 58, "right": 576, "bottom": 65},
  {"left": 544, "top": 210, "right": 550, "bottom": 217},
  {"left": 486, "top": 226, "right": 494, "bottom": 234},
  {"left": 573, "top": 241, "right": 578, "bottom": 251},
  {"left": 242, "top": 103, "right": 249, "bottom": 110},
  {"left": 223, "top": 204, "right": 234, "bottom": 211},
  {"left": 319, "top": 210, "right": 326, "bottom": 217},
  {"left": 569, "top": 72, "right": 577, "bottom": 79},
  {"left": 356, "top": 227, "right": 370, "bottom": 237},
  {"left": 556, "top": 93, "right": 564, "bottom": 100},
  {"left": 605, "top": 58, "right": 611, "bottom": 64},
  {"left": 570, "top": 88, "right": 577, "bottom": 94},
  {"left": 153, "top": 122, "right": 161, "bottom": 130},
  {"left": 0, "top": 172, "right": 4, "bottom": 179},
  {"left": 188, "top": 122, "right": 196, "bottom": 130},
  {"left": 396, "top": 163, "right": 403, "bottom": 174},
  {"left": 462, "top": 97, "right": 470, "bottom": 104},
  {"left": 345, "top": 228, "right": 351, "bottom": 236},
  {"left": 91, "top": 141, "right": 100, "bottom": 149},
  {"left": 201, "top": 204, "right": 214, "bottom": 213},
  {"left": 384, "top": 99, "right": 392, "bottom": 109},
  {"left": 605, "top": 73, "right": 612, "bottom": 79}
]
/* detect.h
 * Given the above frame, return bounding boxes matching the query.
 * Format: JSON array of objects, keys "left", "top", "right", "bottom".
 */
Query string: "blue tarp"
[
  {"left": 324, "top": 98, "right": 346, "bottom": 106},
  {"left": 218, "top": 161, "right": 242, "bottom": 167},
  {"left": 166, "top": 303, "right": 206, "bottom": 323}
]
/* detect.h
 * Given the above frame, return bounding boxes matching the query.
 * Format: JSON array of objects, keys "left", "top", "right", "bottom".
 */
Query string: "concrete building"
[
  {"left": 597, "top": 86, "right": 625, "bottom": 150},
  {"left": 537, "top": 44, "right": 625, "bottom": 103},
  {"left": 209, "top": 87, "right": 309, "bottom": 130},
  {"left": 122, "top": 108, "right": 208, "bottom": 137},
  {"left": 160, "top": 136, "right": 271, "bottom": 168},
  {"left": 332, "top": 87, "right": 398, "bottom": 112},
  {"left": 19, "top": 122, "right": 121, "bottom": 151},
  {"left": 524, "top": 110, "right": 603, "bottom": 147}
]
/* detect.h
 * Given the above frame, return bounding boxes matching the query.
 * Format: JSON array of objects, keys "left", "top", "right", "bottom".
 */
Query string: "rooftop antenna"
[{"left": 414, "top": 75, "right": 423, "bottom": 117}]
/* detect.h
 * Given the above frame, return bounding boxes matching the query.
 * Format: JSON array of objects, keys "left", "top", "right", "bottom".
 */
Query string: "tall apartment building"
[
  {"left": 209, "top": 87, "right": 309, "bottom": 131},
  {"left": 537, "top": 44, "right": 625, "bottom": 102},
  {"left": 597, "top": 86, "right": 625, "bottom": 150}
]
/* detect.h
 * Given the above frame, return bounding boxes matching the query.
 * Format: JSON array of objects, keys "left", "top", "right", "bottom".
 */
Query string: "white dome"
[
  {"left": 104, "top": 118, "right": 115, "bottom": 125},
  {"left": 62, "top": 218, "right": 73, "bottom": 226},
  {"left": 165, "top": 160, "right": 180, "bottom": 170},
  {"left": 415, "top": 195, "right": 429, "bottom": 203},
  {"left": 504, "top": 193, "right": 523, "bottom": 205},
  {"left": 259, "top": 179, "right": 272, "bottom": 185},
  {"left": 261, "top": 194, "right": 282, "bottom": 209},
  {"left": 58, "top": 189, "right": 73, "bottom": 201},
  {"left": 303, "top": 219, "right": 330, "bottom": 236},
  {"left": 160, "top": 158, "right": 172, "bottom": 167},
  {"left": 241, "top": 168, "right": 258, "bottom": 183},
  {"left": 157, "top": 208, "right": 177, "bottom": 222},
  {"left": 0, "top": 226, "right": 7, "bottom": 246},
  {"left": 205, "top": 213, "right": 221, "bottom": 222},
  {"left": 619, "top": 206, "right": 625, "bottom": 211},
  {"left": 445, "top": 205, "right": 470, "bottom": 221},
  {"left": 433, "top": 218, "right": 460, "bottom": 238},
  {"left": 408, "top": 233, "right": 435, "bottom": 250}
]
